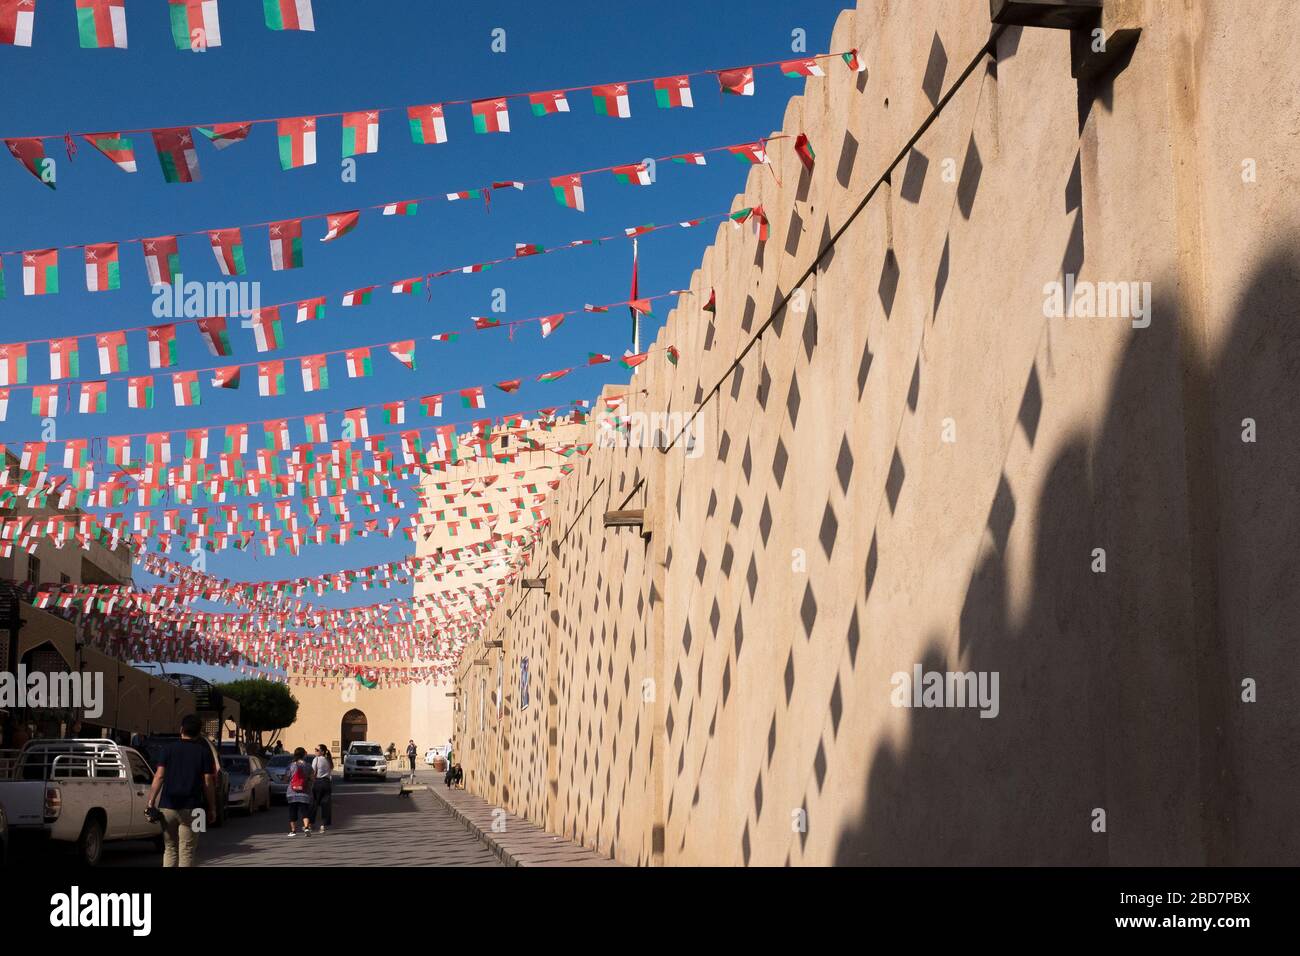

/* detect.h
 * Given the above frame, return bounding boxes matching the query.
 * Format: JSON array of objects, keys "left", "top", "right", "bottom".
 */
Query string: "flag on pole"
[
  {"left": 31, "top": 384, "right": 60, "bottom": 416},
  {"left": 382, "top": 200, "right": 418, "bottom": 216},
  {"left": 592, "top": 83, "right": 631, "bottom": 118},
  {"left": 539, "top": 314, "right": 564, "bottom": 338},
  {"left": 471, "top": 98, "right": 510, "bottom": 134},
  {"left": 250, "top": 307, "right": 284, "bottom": 352},
  {"left": 320, "top": 210, "right": 360, "bottom": 242},
  {"left": 277, "top": 116, "right": 317, "bottom": 169},
  {"left": 23, "top": 248, "right": 58, "bottom": 294},
  {"left": 419, "top": 394, "right": 443, "bottom": 417},
  {"left": 612, "top": 163, "right": 651, "bottom": 186},
  {"left": 388, "top": 340, "right": 416, "bottom": 369},
  {"left": 1, "top": 0, "right": 35, "bottom": 46},
  {"left": 263, "top": 0, "right": 312, "bottom": 30},
  {"left": 79, "top": 380, "right": 107, "bottom": 414},
  {"left": 653, "top": 75, "right": 693, "bottom": 108},
  {"left": 172, "top": 370, "right": 201, "bottom": 407},
  {"left": 83, "top": 132, "right": 136, "bottom": 172},
  {"left": 550, "top": 174, "right": 584, "bottom": 211},
  {"left": 781, "top": 58, "right": 825, "bottom": 78},
  {"left": 169, "top": 0, "right": 220, "bottom": 51},
  {"left": 127, "top": 375, "right": 154, "bottom": 409},
  {"left": 211, "top": 365, "right": 240, "bottom": 389},
  {"left": 84, "top": 242, "right": 120, "bottom": 292},
  {"left": 341, "top": 287, "right": 373, "bottom": 307},
  {"left": 195, "top": 122, "right": 250, "bottom": 149},
  {"left": 258, "top": 360, "right": 286, "bottom": 397},
  {"left": 300, "top": 354, "right": 328, "bottom": 391},
  {"left": 268, "top": 218, "right": 303, "bottom": 270},
  {"left": 344, "top": 347, "right": 372, "bottom": 378},
  {"left": 196, "top": 316, "right": 233, "bottom": 356},
  {"left": 529, "top": 90, "right": 570, "bottom": 116},
  {"left": 208, "top": 228, "right": 246, "bottom": 275},
  {"left": 718, "top": 66, "right": 755, "bottom": 96},
  {"left": 152, "top": 127, "right": 200, "bottom": 182},
  {"left": 296, "top": 296, "right": 326, "bottom": 322},
  {"left": 459, "top": 386, "right": 486, "bottom": 409},
  {"left": 143, "top": 236, "right": 181, "bottom": 285},
  {"left": 4, "top": 138, "right": 53, "bottom": 187},
  {"left": 0, "top": 343, "right": 29, "bottom": 385},
  {"left": 76, "top": 0, "right": 127, "bottom": 49},
  {"left": 96, "top": 330, "right": 129, "bottom": 373},
  {"left": 407, "top": 104, "right": 447, "bottom": 144},
  {"left": 341, "top": 111, "right": 380, "bottom": 157}
]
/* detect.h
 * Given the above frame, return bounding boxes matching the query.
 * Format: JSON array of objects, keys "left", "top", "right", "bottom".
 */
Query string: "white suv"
[{"left": 342, "top": 742, "right": 388, "bottom": 781}]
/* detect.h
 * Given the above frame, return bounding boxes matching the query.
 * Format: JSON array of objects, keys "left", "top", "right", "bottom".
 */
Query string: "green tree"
[{"left": 213, "top": 680, "right": 299, "bottom": 750}]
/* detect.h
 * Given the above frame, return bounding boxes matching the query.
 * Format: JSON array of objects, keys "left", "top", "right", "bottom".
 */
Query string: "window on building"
[
  {"left": 60, "top": 573, "right": 71, "bottom": 586},
  {"left": 26, "top": 555, "right": 40, "bottom": 585}
]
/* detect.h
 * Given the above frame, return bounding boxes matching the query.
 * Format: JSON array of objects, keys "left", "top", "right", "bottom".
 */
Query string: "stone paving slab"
[{"left": 422, "top": 783, "right": 624, "bottom": 867}]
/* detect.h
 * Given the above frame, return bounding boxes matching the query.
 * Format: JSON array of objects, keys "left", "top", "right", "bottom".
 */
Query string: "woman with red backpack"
[{"left": 285, "top": 747, "right": 314, "bottom": 837}]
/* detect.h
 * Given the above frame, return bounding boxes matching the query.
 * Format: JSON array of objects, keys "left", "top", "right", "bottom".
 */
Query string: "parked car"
[
  {"left": 264, "top": 753, "right": 294, "bottom": 802},
  {"left": 221, "top": 755, "right": 270, "bottom": 814},
  {"left": 0, "top": 738, "right": 161, "bottom": 866},
  {"left": 343, "top": 741, "right": 388, "bottom": 781},
  {"left": 424, "top": 746, "right": 449, "bottom": 771},
  {"left": 217, "top": 740, "right": 247, "bottom": 757},
  {"left": 137, "top": 734, "right": 229, "bottom": 827}
]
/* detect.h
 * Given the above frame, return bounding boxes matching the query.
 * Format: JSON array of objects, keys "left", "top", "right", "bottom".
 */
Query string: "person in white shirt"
[{"left": 310, "top": 744, "right": 333, "bottom": 833}]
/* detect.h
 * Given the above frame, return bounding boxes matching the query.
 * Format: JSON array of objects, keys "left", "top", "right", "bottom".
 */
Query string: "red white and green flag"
[
  {"left": 621, "top": 350, "right": 649, "bottom": 369},
  {"left": 536, "top": 368, "right": 571, "bottom": 383},
  {"left": 794, "top": 132, "right": 815, "bottom": 171},
  {"left": 515, "top": 242, "right": 543, "bottom": 257},
  {"left": 843, "top": 49, "right": 865, "bottom": 72},
  {"left": 263, "top": 0, "right": 312, "bottom": 31},
  {"left": 781, "top": 58, "right": 825, "bottom": 78},
  {"left": 320, "top": 210, "right": 360, "bottom": 242},
  {"left": 587, "top": 352, "right": 610, "bottom": 365},
  {"left": 718, "top": 66, "right": 755, "bottom": 96},
  {"left": 84, "top": 242, "right": 120, "bottom": 292},
  {"left": 653, "top": 75, "right": 693, "bottom": 109},
  {"left": 208, "top": 228, "right": 246, "bottom": 275},
  {"left": 304, "top": 416, "right": 327, "bottom": 444},
  {"left": 211, "top": 365, "right": 240, "bottom": 389},
  {"left": 345, "top": 348, "right": 372, "bottom": 379},
  {"left": 77, "top": 0, "right": 127, "bottom": 48},
  {"left": 258, "top": 360, "right": 286, "bottom": 397},
  {"left": 296, "top": 296, "right": 326, "bottom": 322},
  {"left": 169, "top": 0, "right": 221, "bottom": 50},
  {"left": 341, "top": 111, "right": 380, "bottom": 157},
  {"left": 592, "top": 83, "right": 631, "bottom": 118},
  {"left": 5, "top": 138, "right": 54, "bottom": 188},
  {"left": 1, "top": 0, "right": 35, "bottom": 46},
  {"left": 495, "top": 379, "right": 521, "bottom": 394},
  {"left": 49, "top": 338, "right": 79, "bottom": 379},
  {"left": 195, "top": 122, "right": 250, "bottom": 149},
  {"left": 63, "top": 438, "right": 89, "bottom": 469},
  {"left": 341, "top": 286, "right": 373, "bottom": 307},
  {"left": 23, "top": 248, "right": 59, "bottom": 295},
  {"left": 730, "top": 204, "right": 769, "bottom": 240},
  {"left": 184, "top": 428, "right": 209, "bottom": 457},
  {"left": 387, "top": 340, "right": 416, "bottom": 370},
  {"left": 550, "top": 174, "right": 584, "bottom": 211},
  {"left": 263, "top": 419, "right": 289, "bottom": 451},
  {"left": 0, "top": 343, "right": 29, "bottom": 385},
  {"left": 729, "top": 141, "right": 769, "bottom": 165},
  {"left": 529, "top": 90, "right": 569, "bottom": 116},
  {"left": 300, "top": 354, "right": 328, "bottom": 391},
  {"left": 172, "top": 370, "right": 201, "bottom": 407},
  {"left": 471, "top": 98, "right": 510, "bottom": 134},
  {"left": 539, "top": 314, "right": 564, "bottom": 338},
  {"left": 152, "top": 127, "right": 200, "bottom": 182},
  {"left": 127, "top": 375, "right": 154, "bottom": 409},
  {"left": 197, "top": 316, "right": 233, "bottom": 356},
  {"left": 382, "top": 401, "right": 405, "bottom": 425},
  {"left": 31, "top": 384, "right": 60, "bottom": 417},
  {"left": 277, "top": 116, "right": 317, "bottom": 169},
  {"left": 107, "top": 435, "right": 132, "bottom": 465},
  {"left": 625, "top": 224, "right": 655, "bottom": 237},
  {"left": 223, "top": 424, "right": 246, "bottom": 454},
  {"left": 96, "top": 330, "right": 129, "bottom": 373},
  {"left": 83, "top": 132, "right": 136, "bottom": 172},
  {"left": 613, "top": 163, "right": 651, "bottom": 186},
  {"left": 672, "top": 152, "right": 706, "bottom": 166},
  {"left": 143, "top": 236, "right": 181, "bottom": 285},
  {"left": 250, "top": 307, "right": 284, "bottom": 352},
  {"left": 21, "top": 441, "right": 47, "bottom": 471},
  {"left": 391, "top": 277, "right": 424, "bottom": 295},
  {"left": 382, "top": 200, "right": 418, "bottom": 216},
  {"left": 268, "top": 218, "right": 303, "bottom": 270},
  {"left": 79, "top": 380, "right": 107, "bottom": 414},
  {"left": 459, "top": 386, "right": 486, "bottom": 409},
  {"left": 419, "top": 394, "right": 443, "bottom": 417},
  {"left": 430, "top": 333, "right": 458, "bottom": 342},
  {"left": 447, "top": 188, "right": 483, "bottom": 202},
  {"left": 407, "top": 104, "right": 447, "bottom": 144}
]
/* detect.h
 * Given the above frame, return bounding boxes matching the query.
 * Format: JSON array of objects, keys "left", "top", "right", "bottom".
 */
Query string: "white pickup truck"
[{"left": 0, "top": 738, "right": 161, "bottom": 865}]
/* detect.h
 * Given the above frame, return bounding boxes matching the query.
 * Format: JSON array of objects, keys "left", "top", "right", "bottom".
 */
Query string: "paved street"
[{"left": 12, "top": 770, "right": 503, "bottom": 868}]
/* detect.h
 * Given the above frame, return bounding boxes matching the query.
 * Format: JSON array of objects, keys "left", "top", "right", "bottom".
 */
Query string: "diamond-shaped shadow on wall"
[
  {"left": 899, "top": 146, "right": 929, "bottom": 203},
  {"left": 1018, "top": 363, "right": 1043, "bottom": 446},
  {"left": 957, "top": 133, "right": 983, "bottom": 220},
  {"left": 933, "top": 234, "right": 950, "bottom": 320},
  {"left": 921, "top": 32, "right": 948, "bottom": 107},
  {"left": 878, "top": 249, "right": 900, "bottom": 318},
  {"left": 800, "top": 583, "right": 818, "bottom": 638},
  {"left": 836, "top": 436, "right": 855, "bottom": 492},
  {"left": 885, "top": 450, "right": 906, "bottom": 513},
  {"left": 819, "top": 502, "right": 838, "bottom": 558}
]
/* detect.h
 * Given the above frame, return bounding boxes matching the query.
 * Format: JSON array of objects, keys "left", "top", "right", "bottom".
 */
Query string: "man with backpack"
[{"left": 285, "top": 747, "right": 314, "bottom": 837}]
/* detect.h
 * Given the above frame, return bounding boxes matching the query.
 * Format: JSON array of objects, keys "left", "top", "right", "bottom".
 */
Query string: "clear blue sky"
[{"left": 0, "top": 0, "right": 845, "bottom": 680}]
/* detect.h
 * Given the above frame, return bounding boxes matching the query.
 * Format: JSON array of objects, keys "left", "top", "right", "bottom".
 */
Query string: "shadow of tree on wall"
[{"left": 834, "top": 247, "right": 1300, "bottom": 865}]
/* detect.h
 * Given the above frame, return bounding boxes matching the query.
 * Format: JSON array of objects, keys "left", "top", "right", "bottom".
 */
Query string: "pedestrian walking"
[
  {"left": 405, "top": 739, "right": 417, "bottom": 773},
  {"left": 310, "top": 744, "right": 333, "bottom": 833},
  {"left": 145, "top": 714, "right": 217, "bottom": 867},
  {"left": 285, "top": 747, "right": 314, "bottom": 837}
]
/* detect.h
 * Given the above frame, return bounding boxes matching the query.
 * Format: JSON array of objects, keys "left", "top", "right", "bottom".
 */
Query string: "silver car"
[
  {"left": 221, "top": 755, "right": 271, "bottom": 814},
  {"left": 264, "top": 754, "right": 294, "bottom": 802}
]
